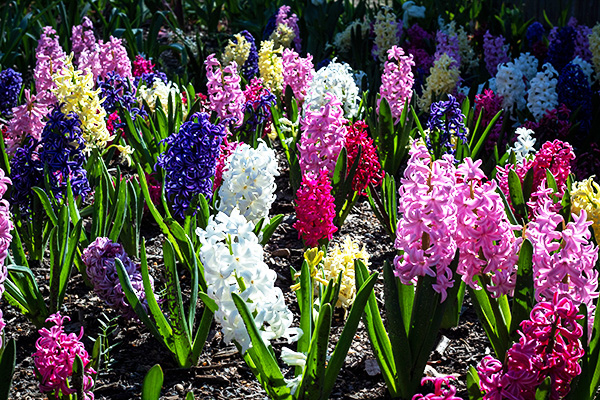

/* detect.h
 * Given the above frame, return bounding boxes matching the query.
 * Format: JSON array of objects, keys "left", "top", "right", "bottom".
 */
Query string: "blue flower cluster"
[
  {"left": 557, "top": 63, "right": 592, "bottom": 135},
  {"left": 239, "top": 30, "right": 258, "bottom": 80},
  {"left": 0, "top": 68, "right": 23, "bottom": 115},
  {"left": 427, "top": 94, "right": 467, "bottom": 158},
  {"left": 134, "top": 70, "right": 168, "bottom": 89},
  {"left": 10, "top": 106, "right": 90, "bottom": 215},
  {"left": 240, "top": 88, "right": 276, "bottom": 139},
  {"left": 98, "top": 72, "right": 147, "bottom": 123},
  {"left": 526, "top": 22, "right": 545, "bottom": 45},
  {"left": 546, "top": 26, "right": 575, "bottom": 73},
  {"left": 156, "top": 112, "right": 227, "bottom": 218}
]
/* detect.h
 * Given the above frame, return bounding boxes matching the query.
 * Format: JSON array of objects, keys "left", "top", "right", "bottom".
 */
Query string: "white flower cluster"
[
  {"left": 527, "top": 63, "right": 558, "bottom": 121},
  {"left": 571, "top": 56, "right": 594, "bottom": 85},
  {"left": 217, "top": 141, "right": 279, "bottom": 225},
  {"left": 513, "top": 52, "right": 539, "bottom": 83},
  {"left": 137, "top": 78, "right": 182, "bottom": 115},
  {"left": 333, "top": 20, "right": 369, "bottom": 55},
  {"left": 495, "top": 62, "right": 526, "bottom": 113},
  {"left": 510, "top": 127, "right": 536, "bottom": 163},
  {"left": 303, "top": 60, "right": 360, "bottom": 118},
  {"left": 197, "top": 209, "right": 299, "bottom": 354}
]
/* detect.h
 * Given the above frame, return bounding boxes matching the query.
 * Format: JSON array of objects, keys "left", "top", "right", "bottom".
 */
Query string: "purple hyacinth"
[
  {"left": 82, "top": 237, "right": 154, "bottom": 319},
  {"left": 526, "top": 22, "right": 545, "bottom": 46},
  {"left": 427, "top": 94, "right": 467, "bottom": 159},
  {"left": 557, "top": 63, "right": 592, "bottom": 135},
  {"left": 0, "top": 68, "right": 23, "bottom": 115},
  {"left": 156, "top": 112, "right": 227, "bottom": 218},
  {"left": 98, "top": 71, "right": 147, "bottom": 123},
  {"left": 239, "top": 30, "right": 258, "bottom": 80},
  {"left": 546, "top": 26, "right": 575, "bottom": 73}
]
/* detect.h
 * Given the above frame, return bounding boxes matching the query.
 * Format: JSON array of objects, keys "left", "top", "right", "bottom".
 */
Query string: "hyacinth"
[
  {"left": 10, "top": 107, "right": 90, "bottom": 215},
  {"left": 478, "top": 293, "right": 584, "bottom": 400},
  {"left": 321, "top": 236, "right": 370, "bottom": 309},
  {"left": 426, "top": 94, "right": 467, "bottom": 157},
  {"left": 214, "top": 139, "right": 242, "bottom": 190},
  {"left": 372, "top": 6, "right": 402, "bottom": 62},
  {"left": 510, "top": 127, "right": 537, "bottom": 163},
  {"left": 205, "top": 54, "right": 245, "bottom": 125},
  {"left": 258, "top": 40, "right": 284, "bottom": 95},
  {"left": 483, "top": 31, "right": 510, "bottom": 77},
  {"left": 81, "top": 37, "right": 132, "bottom": 81},
  {"left": 590, "top": 24, "right": 600, "bottom": 81},
  {"left": 514, "top": 52, "right": 539, "bottom": 82},
  {"left": 132, "top": 55, "right": 155, "bottom": 76},
  {"left": 294, "top": 170, "right": 338, "bottom": 247},
  {"left": 70, "top": 16, "right": 95, "bottom": 65},
  {"left": 495, "top": 62, "right": 527, "bottom": 113},
  {"left": 333, "top": 20, "right": 369, "bottom": 54},
  {"left": 394, "top": 140, "right": 458, "bottom": 302},
  {"left": 82, "top": 237, "right": 154, "bottom": 319},
  {"left": 137, "top": 77, "right": 181, "bottom": 115},
  {"left": 527, "top": 63, "right": 559, "bottom": 121},
  {"left": 0, "top": 170, "right": 13, "bottom": 349},
  {"left": 269, "top": 5, "right": 301, "bottom": 51},
  {"left": 570, "top": 56, "right": 594, "bottom": 84},
  {"left": 303, "top": 60, "right": 360, "bottom": 119},
  {"left": 269, "top": 23, "right": 296, "bottom": 50},
  {"left": 5, "top": 90, "right": 50, "bottom": 154},
  {"left": 454, "top": 159, "right": 521, "bottom": 297},
  {"left": 156, "top": 112, "right": 227, "bottom": 218},
  {"left": 240, "top": 77, "right": 276, "bottom": 138},
  {"left": 412, "top": 376, "right": 463, "bottom": 400},
  {"left": 0, "top": 68, "right": 23, "bottom": 115},
  {"left": 434, "top": 30, "right": 461, "bottom": 68},
  {"left": 34, "top": 26, "right": 67, "bottom": 105},
  {"left": 197, "top": 208, "right": 298, "bottom": 353},
  {"left": 98, "top": 71, "right": 144, "bottom": 121},
  {"left": 571, "top": 177, "right": 600, "bottom": 240},
  {"left": 445, "top": 21, "right": 478, "bottom": 72},
  {"left": 418, "top": 54, "right": 461, "bottom": 110},
  {"left": 473, "top": 89, "right": 504, "bottom": 152},
  {"left": 569, "top": 19, "right": 593, "bottom": 61},
  {"left": 378, "top": 45, "right": 415, "bottom": 123},
  {"left": 216, "top": 140, "right": 279, "bottom": 225},
  {"left": 546, "top": 26, "right": 575, "bottom": 73},
  {"left": 281, "top": 48, "right": 314, "bottom": 104},
  {"left": 52, "top": 57, "right": 112, "bottom": 151},
  {"left": 33, "top": 313, "right": 95, "bottom": 400},
  {"left": 298, "top": 93, "right": 347, "bottom": 177},
  {"left": 557, "top": 62, "right": 592, "bottom": 134},
  {"left": 344, "top": 120, "right": 383, "bottom": 194},
  {"left": 222, "top": 33, "right": 251, "bottom": 70},
  {"left": 406, "top": 23, "right": 434, "bottom": 71},
  {"left": 527, "top": 22, "right": 545, "bottom": 45}
]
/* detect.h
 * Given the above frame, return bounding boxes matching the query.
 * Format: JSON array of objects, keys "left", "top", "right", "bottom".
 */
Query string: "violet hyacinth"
[
  {"left": 82, "top": 237, "right": 154, "bottom": 319},
  {"left": 33, "top": 313, "right": 95, "bottom": 400},
  {"left": 240, "top": 78, "right": 276, "bottom": 138},
  {"left": 378, "top": 45, "right": 415, "bottom": 123},
  {"left": 483, "top": 31, "right": 510, "bottom": 76},
  {"left": 156, "top": 112, "right": 227, "bottom": 218},
  {"left": 426, "top": 94, "right": 467, "bottom": 159},
  {"left": 239, "top": 30, "right": 259, "bottom": 80},
  {"left": 0, "top": 68, "right": 23, "bottom": 115},
  {"left": 527, "top": 22, "right": 545, "bottom": 46},
  {"left": 97, "top": 71, "right": 146, "bottom": 123}
]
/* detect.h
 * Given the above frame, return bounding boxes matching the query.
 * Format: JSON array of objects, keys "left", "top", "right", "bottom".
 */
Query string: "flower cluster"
[
  {"left": 510, "top": 127, "right": 537, "bottom": 163},
  {"left": 333, "top": 20, "right": 370, "bottom": 55},
  {"left": 570, "top": 18, "right": 592, "bottom": 61},
  {"left": 98, "top": 71, "right": 145, "bottom": 122},
  {"left": 258, "top": 40, "right": 284, "bottom": 95},
  {"left": 483, "top": 31, "right": 510, "bottom": 77},
  {"left": 514, "top": 52, "right": 539, "bottom": 82},
  {"left": 571, "top": 177, "right": 600, "bottom": 239},
  {"left": 434, "top": 30, "right": 461, "bottom": 68},
  {"left": 197, "top": 208, "right": 298, "bottom": 353},
  {"left": 418, "top": 54, "right": 461, "bottom": 110},
  {"left": 406, "top": 24, "right": 434, "bottom": 71},
  {"left": 412, "top": 376, "right": 463, "bottom": 400},
  {"left": 426, "top": 94, "right": 467, "bottom": 157},
  {"left": 81, "top": 237, "right": 155, "bottom": 319},
  {"left": 304, "top": 60, "right": 360, "bottom": 119},
  {"left": 281, "top": 48, "right": 314, "bottom": 104},
  {"left": 34, "top": 26, "right": 67, "bottom": 106},
  {"left": 137, "top": 77, "right": 181, "bottom": 115},
  {"left": 344, "top": 120, "right": 383, "bottom": 194},
  {"left": 5, "top": 90, "right": 50, "bottom": 154},
  {"left": 473, "top": 89, "right": 504, "bottom": 152},
  {"left": 205, "top": 54, "right": 245, "bottom": 125},
  {"left": 590, "top": 23, "right": 600, "bottom": 81},
  {"left": 132, "top": 55, "right": 156, "bottom": 76},
  {"left": 557, "top": 62, "right": 592, "bottom": 134},
  {"left": 222, "top": 33, "right": 252, "bottom": 71},
  {"left": 0, "top": 68, "right": 23, "bottom": 115},
  {"left": 495, "top": 62, "right": 527, "bottom": 112},
  {"left": 527, "top": 22, "right": 545, "bottom": 46},
  {"left": 214, "top": 139, "right": 242, "bottom": 190},
  {"left": 216, "top": 140, "right": 279, "bottom": 225},
  {"left": 378, "top": 45, "right": 415, "bottom": 123},
  {"left": 477, "top": 293, "right": 584, "bottom": 400},
  {"left": 240, "top": 77, "right": 276, "bottom": 138},
  {"left": 546, "top": 26, "right": 575, "bottom": 73},
  {"left": 33, "top": 313, "right": 95, "bottom": 400},
  {"left": 156, "top": 112, "right": 227, "bottom": 218},
  {"left": 522, "top": 104, "right": 571, "bottom": 143},
  {"left": 527, "top": 63, "right": 559, "bottom": 121},
  {"left": 294, "top": 170, "right": 338, "bottom": 247},
  {"left": 0, "top": 170, "right": 13, "bottom": 349},
  {"left": 372, "top": 6, "right": 402, "bottom": 62},
  {"left": 266, "top": 5, "right": 301, "bottom": 51}
]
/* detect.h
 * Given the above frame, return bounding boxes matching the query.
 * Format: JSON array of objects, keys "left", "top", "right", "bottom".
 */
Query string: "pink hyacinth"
[
  {"left": 71, "top": 17, "right": 96, "bottom": 65},
  {"left": 34, "top": 26, "right": 67, "bottom": 106},
  {"left": 412, "top": 376, "right": 463, "bottom": 400},
  {"left": 393, "top": 141, "right": 458, "bottom": 302},
  {"left": 454, "top": 158, "right": 522, "bottom": 297},
  {"left": 378, "top": 45, "right": 415, "bottom": 123},
  {"left": 5, "top": 89, "right": 50, "bottom": 154},
  {"left": 477, "top": 293, "right": 584, "bottom": 400},
  {"left": 434, "top": 30, "right": 461, "bottom": 67},
  {"left": 282, "top": 48, "right": 314, "bottom": 103},
  {"left": 205, "top": 54, "right": 245, "bottom": 126},
  {"left": 214, "top": 138, "right": 242, "bottom": 190},
  {"left": 132, "top": 55, "right": 156, "bottom": 76},
  {"left": 276, "top": 5, "right": 301, "bottom": 51},
  {"left": 297, "top": 92, "right": 347, "bottom": 178},
  {"left": 33, "top": 313, "right": 95, "bottom": 400},
  {"left": 344, "top": 120, "right": 383, "bottom": 195},
  {"left": 483, "top": 31, "right": 510, "bottom": 76},
  {"left": 474, "top": 89, "right": 504, "bottom": 152},
  {"left": 77, "top": 35, "right": 132, "bottom": 80},
  {"left": 294, "top": 171, "right": 338, "bottom": 247},
  {"left": 0, "top": 169, "right": 13, "bottom": 349}
]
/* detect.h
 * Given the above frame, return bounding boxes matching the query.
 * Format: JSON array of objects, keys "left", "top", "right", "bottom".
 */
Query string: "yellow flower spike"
[
  {"left": 571, "top": 177, "right": 600, "bottom": 239},
  {"left": 258, "top": 40, "right": 283, "bottom": 95},
  {"left": 304, "top": 247, "right": 324, "bottom": 269}
]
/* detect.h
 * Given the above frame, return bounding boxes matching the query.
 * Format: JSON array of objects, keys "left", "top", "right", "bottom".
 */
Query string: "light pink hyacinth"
[
  {"left": 205, "top": 54, "right": 245, "bottom": 126},
  {"left": 34, "top": 26, "right": 67, "bottom": 106},
  {"left": 0, "top": 169, "right": 13, "bottom": 349},
  {"left": 282, "top": 48, "right": 314, "bottom": 103},
  {"left": 378, "top": 45, "right": 415, "bottom": 123},
  {"left": 5, "top": 89, "right": 50, "bottom": 153}
]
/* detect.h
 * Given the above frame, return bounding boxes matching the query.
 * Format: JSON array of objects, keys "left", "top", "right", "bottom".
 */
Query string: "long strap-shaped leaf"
[
  {"left": 298, "top": 304, "right": 332, "bottom": 400},
  {"left": 0, "top": 338, "right": 16, "bottom": 400}
]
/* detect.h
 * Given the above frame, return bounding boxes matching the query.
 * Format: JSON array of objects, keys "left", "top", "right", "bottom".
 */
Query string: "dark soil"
[{"left": 2, "top": 143, "right": 490, "bottom": 399}]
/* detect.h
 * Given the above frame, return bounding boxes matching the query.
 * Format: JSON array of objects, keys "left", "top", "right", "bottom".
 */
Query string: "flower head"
[
  {"left": 344, "top": 120, "right": 383, "bottom": 194},
  {"left": 205, "top": 54, "right": 245, "bottom": 126},
  {"left": 282, "top": 48, "right": 314, "bottom": 104},
  {"left": 426, "top": 94, "right": 467, "bottom": 158},
  {"left": 258, "top": 40, "right": 284, "bottom": 96},
  {"left": 372, "top": 6, "right": 402, "bottom": 62},
  {"left": 483, "top": 31, "right": 510, "bottom": 77},
  {"left": 378, "top": 46, "right": 415, "bottom": 123},
  {"left": 0, "top": 68, "right": 23, "bottom": 115},
  {"left": 412, "top": 376, "right": 463, "bottom": 400}
]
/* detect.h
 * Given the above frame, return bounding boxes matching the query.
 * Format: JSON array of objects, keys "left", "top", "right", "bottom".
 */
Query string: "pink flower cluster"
[
  {"left": 0, "top": 169, "right": 13, "bottom": 349},
  {"left": 282, "top": 48, "right": 314, "bottom": 103},
  {"left": 483, "top": 31, "right": 510, "bottom": 76},
  {"left": 434, "top": 31, "right": 461, "bottom": 67},
  {"left": 34, "top": 26, "right": 67, "bottom": 105},
  {"left": 378, "top": 45, "right": 415, "bottom": 123},
  {"left": 5, "top": 89, "right": 50, "bottom": 153},
  {"left": 344, "top": 120, "right": 383, "bottom": 195},
  {"left": 205, "top": 54, "right": 245, "bottom": 126},
  {"left": 297, "top": 93, "right": 347, "bottom": 177},
  {"left": 477, "top": 293, "right": 584, "bottom": 400},
  {"left": 294, "top": 170, "right": 338, "bottom": 247},
  {"left": 214, "top": 138, "right": 242, "bottom": 190},
  {"left": 276, "top": 5, "right": 301, "bottom": 51},
  {"left": 33, "top": 313, "right": 95, "bottom": 400},
  {"left": 412, "top": 376, "right": 463, "bottom": 400},
  {"left": 132, "top": 55, "right": 156, "bottom": 76},
  {"left": 474, "top": 89, "right": 504, "bottom": 152}
]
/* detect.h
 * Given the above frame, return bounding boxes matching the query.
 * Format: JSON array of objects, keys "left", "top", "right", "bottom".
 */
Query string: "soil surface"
[{"left": 3, "top": 143, "right": 491, "bottom": 399}]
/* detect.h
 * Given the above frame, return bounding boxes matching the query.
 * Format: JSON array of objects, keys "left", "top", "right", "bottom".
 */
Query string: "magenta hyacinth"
[
  {"left": 0, "top": 169, "right": 13, "bottom": 349},
  {"left": 412, "top": 376, "right": 464, "bottom": 400},
  {"left": 205, "top": 54, "right": 245, "bottom": 126},
  {"left": 33, "top": 313, "right": 95, "bottom": 400},
  {"left": 282, "top": 48, "right": 315, "bottom": 104},
  {"left": 378, "top": 45, "right": 415, "bottom": 123}
]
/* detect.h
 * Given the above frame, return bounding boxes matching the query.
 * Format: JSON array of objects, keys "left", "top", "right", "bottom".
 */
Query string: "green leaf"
[
  {"left": 471, "top": 110, "right": 502, "bottom": 160},
  {"left": 31, "top": 187, "right": 58, "bottom": 226},
  {"left": 508, "top": 169, "right": 527, "bottom": 218},
  {"left": 71, "top": 355, "right": 85, "bottom": 400},
  {"left": 297, "top": 260, "right": 313, "bottom": 357},
  {"left": 191, "top": 306, "right": 213, "bottom": 364},
  {"left": 260, "top": 215, "right": 283, "bottom": 246},
  {"left": 299, "top": 303, "right": 332, "bottom": 399},
  {"left": 466, "top": 365, "right": 483, "bottom": 400},
  {"left": 142, "top": 364, "right": 164, "bottom": 400},
  {"left": 0, "top": 339, "right": 16, "bottom": 399},
  {"left": 535, "top": 377, "right": 552, "bottom": 400}
]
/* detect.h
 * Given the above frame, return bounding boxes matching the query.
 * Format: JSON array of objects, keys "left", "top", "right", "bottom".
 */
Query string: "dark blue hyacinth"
[
  {"left": 0, "top": 68, "right": 23, "bottom": 115},
  {"left": 557, "top": 62, "right": 592, "bottom": 135},
  {"left": 239, "top": 30, "right": 258, "bottom": 80},
  {"left": 133, "top": 71, "right": 168, "bottom": 89},
  {"left": 427, "top": 94, "right": 467, "bottom": 159},
  {"left": 526, "top": 22, "right": 545, "bottom": 45},
  {"left": 10, "top": 106, "right": 90, "bottom": 215},
  {"left": 240, "top": 88, "right": 276, "bottom": 139},
  {"left": 156, "top": 112, "right": 227, "bottom": 218},
  {"left": 546, "top": 26, "right": 575, "bottom": 73},
  {"left": 98, "top": 72, "right": 147, "bottom": 124}
]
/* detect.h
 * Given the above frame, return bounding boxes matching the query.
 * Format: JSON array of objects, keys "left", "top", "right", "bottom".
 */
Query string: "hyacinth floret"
[
  {"left": 412, "top": 376, "right": 463, "bottom": 400},
  {"left": 33, "top": 313, "right": 95, "bottom": 400},
  {"left": 0, "top": 68, "right": 23, "bottom": 115},
  {"left": 426, "top": 94, "right": 467, "bottom": 157},
  {"left": 378, "top": 45, "right": 415, "bottom": 123},
  {"left": 156, "top": 112, "right": 227, "bottom": 218},
  {"left": 82, "top": 237, "right": 155, "bottom": 319},
  {"left": 281, "top": 48, "right": 315, "bottom": 104}
]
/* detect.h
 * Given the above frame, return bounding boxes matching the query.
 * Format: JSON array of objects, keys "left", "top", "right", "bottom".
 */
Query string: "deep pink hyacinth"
[
  {"left": 214, "top": 138, "right": 242, "bottom": 191},
  {"left": 483, "top": 31, "right": 510, "bottom": 76},
  {"left": 474, "top": 89, "right": 504, "bottom": 152},
  {"left": 344, "top": 120, "right": 383, "bottom": 195},
  {"left": 205, "top": 54, "right": 245, "bottom": 126},
  {"left": 378, "top": 45, "right": 415, "bottom": 123},
  {"left": 294, "top": 170, "right": 338, "bottom": 247},
  {"left": 33, "top": 313, "right": 95, "bottom": 400},
  {"left": 282, "top": 48, "right": 314, "bottom": 103},
  {"left": 5, "top": 89, "right": 50, "bottom": 154},
  {"left": 412, "top": 376, "right": 463, "bottom": 400},
  {"left": 132, "top": 55, "right": 156, "bottom": 77},
  {"left": 0, "top": 169, "right": 13, "bottom": 349},
  {"left": 477, "top": 293, "right": 584, "bottom": 400}
]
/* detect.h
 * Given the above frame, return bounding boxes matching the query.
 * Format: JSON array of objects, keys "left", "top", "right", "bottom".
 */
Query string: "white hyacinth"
[
  {"left": 495, "top": 62, "right": 526, "bottom": 113},
  {"left": 197, "top": 209, "right": 299, "bottom": 354},
  {"left": 571, "top": 56, "right": 594, "bottom": 85},
  {"left": 527, "top": 63, "right": 558, "bottom": 121},
  {"left": 303, "top": 60, "right": 360, "bottom": 118},
  {"left": 216, "top": 141, "right": 279, "bottom": 225},
  {"left": 513, "top": 52, "right": 539, "bottom": 83},
  {"left": 511, "top": 127, "right": 537, "bottom": 163}
]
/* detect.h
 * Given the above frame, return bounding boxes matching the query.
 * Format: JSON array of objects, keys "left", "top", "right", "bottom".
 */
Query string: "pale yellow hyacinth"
[
  {"left": 137, "top": 78, "right": 185, "bottom": 119},
  {"left": 269, "top": 24, "right": 296, "bottom": 50},
  {"left": 373, "top": 6, "right": 400, "bottom": 63},
  {"left": 418, "top": 53, "right": 461, "bottom": 110},
  {"left": 222, "top": 33, "right": 251, "bottom": 69},
  {"left": 589, "top": 24, "right": 600, "bottom": 82},
  {"left": 52, "top": 55, "right": 113, "bottom": 151},
  {"left": 571, "top": 177, "right": 600, "bottom": 239},
  {"left": 258, "top": 40, "right": 284, "bottom": 95}
]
